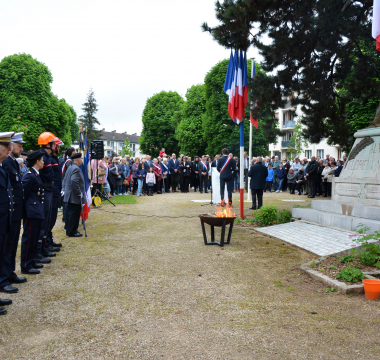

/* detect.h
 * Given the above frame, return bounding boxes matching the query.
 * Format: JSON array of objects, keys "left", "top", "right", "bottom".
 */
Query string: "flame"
[{"left": 215, "top": 205, "right": 235, "bottom": 218}]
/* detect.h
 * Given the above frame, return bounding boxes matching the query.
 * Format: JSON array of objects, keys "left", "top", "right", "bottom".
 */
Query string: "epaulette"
[{"left": 28, "top": 171, "right": 31, "bottom": 173}]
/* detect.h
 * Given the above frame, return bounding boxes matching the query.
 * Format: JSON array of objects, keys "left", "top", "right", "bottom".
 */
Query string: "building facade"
[{"left": 268, "top": 103, "right": 345, "bottom": 161}]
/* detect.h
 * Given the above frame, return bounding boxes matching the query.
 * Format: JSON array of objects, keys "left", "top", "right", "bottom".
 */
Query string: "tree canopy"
[
  {"left": 79, "top": 88, "right": 102, "bottom": 143},
  {"left": 139, "top": 91, "right": 184, "bottom": 156},
  {"left": 203, "top": 0, "right": 380, "bottom": 152},
  {"left": 0, "top": 53, "right": 78, "bottom": 150}
]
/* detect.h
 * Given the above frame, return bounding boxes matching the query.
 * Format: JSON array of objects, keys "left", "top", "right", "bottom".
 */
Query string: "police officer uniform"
[
  {"left": 0, "top": 133, "right": 27, "bottom": 294},
  {"left": 20, "top": 151, "right": 46, "bottom": 274},
  {"left": 0, "top": 132, "right": 15, "bottom": 314},
  {"left": 217, "top": 152, "right": 236, "bottom": 205}
]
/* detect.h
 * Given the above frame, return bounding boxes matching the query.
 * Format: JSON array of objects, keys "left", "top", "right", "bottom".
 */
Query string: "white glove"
[{"left": 61, "top": 191, "right": 64, "bottom": 197}]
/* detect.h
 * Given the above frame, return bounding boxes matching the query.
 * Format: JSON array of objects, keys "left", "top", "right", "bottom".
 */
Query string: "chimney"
[
  {"left": 133, "top": 133, "right": 137, "bottom": 136},
  {"left": 102, "top": 128, "right": 105, "bottom": 130}
]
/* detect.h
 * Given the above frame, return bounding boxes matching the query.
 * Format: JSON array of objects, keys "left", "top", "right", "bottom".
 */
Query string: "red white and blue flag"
[
  {"left": 223, "top": 50, "right": 248, "bottom": 124},
  {"left": 373, "top": 0, "right": 380, "bottom": 52},
  {"left": 80, "top": 133, "right": 91, "bottom": 221}
]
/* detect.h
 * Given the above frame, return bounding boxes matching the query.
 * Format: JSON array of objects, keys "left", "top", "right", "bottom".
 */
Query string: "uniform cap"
[
  {"left": 26, "top": 150, "right": 44, "bottom": 162},
  {"left": 21, "top": 152, "right": 28, "bottom": 156},
  {"left": 0, "top": 132, "right": 15, "bottom": 144},
  {"left": 71, "top": 153, "right": 82, "bottom": 160},
  {"left": 11, "top": 132, "right": 26, "bottom": 144},
  {"left": 38, "top": 132, "right": 57, "bottom": 145}
]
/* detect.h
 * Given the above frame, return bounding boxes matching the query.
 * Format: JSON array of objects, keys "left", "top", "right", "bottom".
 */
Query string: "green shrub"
[
  {"left": 352, "top": 224, "right": 380, "bottom": 268},
  {"left": 252, "top": 205, "right": 278, "bottom": 226},
  {"left": 339, "top": 254, "right": 356, "bottom": 263},
  {"left": 278, "top": 209, "right": 292, "bottom": 224},
  {"left": 336, "top": 268, "right": 365, "bottom": 283}
]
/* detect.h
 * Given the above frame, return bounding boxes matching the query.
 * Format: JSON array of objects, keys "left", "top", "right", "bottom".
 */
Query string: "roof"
[{"left": 100, "top": 131, "right": 139, "bottom": 143}]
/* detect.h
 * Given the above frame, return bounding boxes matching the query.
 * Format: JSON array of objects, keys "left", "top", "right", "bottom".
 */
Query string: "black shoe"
[
  {"left": 0, "top": 308, "right": 7, "bottom": 315},
  {"left": 0, "top": 285, "right": 18, "bottom": 294},
  {"left": 0, "top": 298, "right": 12, "bottom": 306},
  {"left": 33, "top": 263, "right": 44, "bottom": 269},
  {"left": 42, "top": 250, "right": 56, "bottom": 257},
  {"left": 249, "top": 207, "right": 257, "bottom": 210},
  {"left": 52, "top": 241, "right": 62, "bottom": 248},
  {"left": 47, "top": 246, "right": 60, "bottom": 252},
  {"left": 205, "top": 191, "right": 208, "bottom": 193},
  {"left": 200, "top": 191, "right": 203, "bottom": 194},
  {"left": 9, "top": 276, "right": 27, "bottom": 284},
  {"left": 34, "top": 254, "right": 52, "bottom": 264},
  {"left": 21, "top": 268, "right": 40, "bottom": 275},
  {"left": 69, "top": 233, "right": 83, "bottom": 237}
]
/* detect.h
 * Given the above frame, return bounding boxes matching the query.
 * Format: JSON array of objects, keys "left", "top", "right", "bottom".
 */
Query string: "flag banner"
[
  {"left": 373, "top": 0, "right": 380, "bottom": 52},
  {"left": 80, "top": 133, "right": 91, "bottom": 220},
  {"left": 250, "top": 112, "right": 258, "bottom": 129},
  {"left": 223, "top": 50, "right": 248, "bottom": 124}
]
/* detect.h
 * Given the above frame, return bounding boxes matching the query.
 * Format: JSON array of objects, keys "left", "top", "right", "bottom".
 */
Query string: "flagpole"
[
  {"left": 240, "top": 121, "right": 245, "bottom": 219},
  {"left": 247, "top": 120, "right": 252, "bottom": 202}
]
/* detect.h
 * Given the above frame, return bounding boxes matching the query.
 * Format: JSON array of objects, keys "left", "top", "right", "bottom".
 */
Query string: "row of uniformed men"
[{"left": 0, "top": 131, "right": 70, "bottom": 316}]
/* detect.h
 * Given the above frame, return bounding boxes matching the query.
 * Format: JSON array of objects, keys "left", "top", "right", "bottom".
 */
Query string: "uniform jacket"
[
  {"left": 2, "top": 155, "right": 23, "bottom": 221},
  {"left": 63, "top": 163, "right": 86, "bottom": 205},
  {"left": 247, "top": 162, "right": 268, "bottom": 190},
  {"left": 168, "top": 159, "right": 179, "bottom": 173},
  {"left": 217, "top": 156, "right": 236, "bottom": 180},
  {"left": 51, "top": 154, "right": 62, "bottom": 196},
  {"left": 39, "top": 148, "right": 54, "bottom": 192},
  {"left": 22, "top": 167, "right": 45, "bottom": 219},
  {"left": 0, "top": 165, "right": 13, "bottom": 234}
]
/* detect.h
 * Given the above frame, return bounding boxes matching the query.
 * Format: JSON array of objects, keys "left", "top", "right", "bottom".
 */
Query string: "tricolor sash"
[
  {"left": 201, "top": 161, "right": 208, "bottom": 170},
  {"left": 219, "top": 156, "right": 231, "bottom": 174},
  {"left": 61, "top": 159, "right": 71, "bottom": 175}
]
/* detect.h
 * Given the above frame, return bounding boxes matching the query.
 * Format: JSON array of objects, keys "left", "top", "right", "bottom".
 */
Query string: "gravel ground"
[{"left": 1, "top": 191, "right": 380, "bottom": 359}]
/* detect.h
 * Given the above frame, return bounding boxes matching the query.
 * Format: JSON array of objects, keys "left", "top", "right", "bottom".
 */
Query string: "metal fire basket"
[{"left": 198, "top": 214, "right": 236, "bottom": 247}]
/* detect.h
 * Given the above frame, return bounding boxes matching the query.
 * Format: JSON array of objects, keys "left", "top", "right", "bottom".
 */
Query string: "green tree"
[
  {"left": 175, "top": 84, "right": 207, "bottom": 157},
  {"left": 79, "top": 88, "right": 102, "bottom": 143},
  {"left": 68, "top": 105, "right": 79, "bottom": 143},
  {"left": 203, "top": 0, "right": 379, "bottom": 152},
  {"left": 0, "top": 53, "right": 76, "bottom": 150},
  {"left": 203, "top": 59, "right": 278, "bottom": 157},
  {"left": 289, "top": 122, "right": 309, "bottom": 158},
  {"left": 120, "top": 137, "right": 134, "bottom": 157},
  {"left": 140, "top": 91, "right": 184, "bottom": 156}
]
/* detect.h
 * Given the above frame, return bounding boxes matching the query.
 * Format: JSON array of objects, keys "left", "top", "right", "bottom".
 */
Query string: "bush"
[
  {"left": 278, "top": 209, "right": 292, "bottom": 224},
  {"left": 336, "top": 268, "right": 365, "bottom": 283},
  {"left": 252, "top": 205, "right": 278, "bottom": 226}
]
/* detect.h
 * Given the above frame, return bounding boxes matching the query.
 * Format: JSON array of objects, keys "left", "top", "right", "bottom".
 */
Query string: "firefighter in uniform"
[
  {"left": 20, "top": 151, "right": 46, "bottom": 275},
  {"left": 0, "top": 133, "right": 27, "bottom": 295},
  {"left": 36, "top": 132, "right": 57, "bottom": 263},
  {"left": 0, "top": 132, "right": 15, "bottom": 315}
]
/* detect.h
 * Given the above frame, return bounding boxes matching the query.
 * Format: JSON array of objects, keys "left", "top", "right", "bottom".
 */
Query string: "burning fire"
[{"left": 215, "top": 205, "right": 236, "bottom": 218}]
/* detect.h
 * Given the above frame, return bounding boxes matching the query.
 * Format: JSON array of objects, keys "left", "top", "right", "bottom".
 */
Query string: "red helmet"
[
  {"left": 38, "top": 132, "right": 57, "bottom": 146},
  {"left": 54, "top": 137, "right": 64, "bottom": 146}
]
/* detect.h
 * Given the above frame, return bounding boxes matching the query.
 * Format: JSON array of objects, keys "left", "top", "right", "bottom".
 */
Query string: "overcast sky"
[{"left": 0, "top": 0, "right": 260, "bottom": 135}]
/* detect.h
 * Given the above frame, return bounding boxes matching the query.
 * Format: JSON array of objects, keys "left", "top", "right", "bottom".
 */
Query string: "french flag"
[
  {"left": 224, "top": 50, "right": 248, "bottom": 124},
  {"left": 373, "top": 0, "right": 380, "bottom": 52},
  {"left": 80, "top": 135, "right": 91, "bottom": 221}
]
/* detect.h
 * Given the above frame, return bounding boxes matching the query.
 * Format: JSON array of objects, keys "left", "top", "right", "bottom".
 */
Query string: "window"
[
  {"left": 305, "top": 150, "right": 312, "bottom": 159},
  {"left": 286, "top": 152, "right": 291, "bottom": 160},
  {"left": 317, "top": 149, "right": 324, "bottom": 158},
  {"left": 338, "top": 148, "right": 342, "bottom": 160},
  {"left": 132, "top": 144, "right": 135, "bottom": 151},
  {"left": 111, "top": 141, "right": 114, "bottom": 148},
  {"left": 107, "top": 141, "right": 110, "bottom": 146},
  {"left": 283, "top": 113, "right": 286, "bottom": 124}
]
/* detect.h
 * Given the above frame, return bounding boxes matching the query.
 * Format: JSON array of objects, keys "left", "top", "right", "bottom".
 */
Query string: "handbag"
[
  {"left": 123, "top": 178, "right": 129, "bottom": 185},
  {"left": 97, "top": 166, "right": 106, "bottom": 178}
]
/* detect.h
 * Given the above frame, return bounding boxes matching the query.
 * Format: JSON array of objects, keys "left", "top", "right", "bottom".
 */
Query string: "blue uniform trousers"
[
  {"left": 21, "top": 218, "right": 42, "bottom": 271},
  {"left": 46, "top": 196, "right": 59, "bottom": 246},
  {"left": 0, "top": 220, "right": 21, "bottom": 287},
  {"left": 220, "top": 178, "right": 234, "bottom": 204},
  {"left": 37, "top": 191, "right": 53, "bottom": 253}
]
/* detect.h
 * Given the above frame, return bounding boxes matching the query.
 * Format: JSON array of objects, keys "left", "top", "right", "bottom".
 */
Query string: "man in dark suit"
[
  {"left": 0, "top": 132, "right": 14, "bottom": 314},
  {"left": 217, "top": 148, "right": 236, "bottom": 206},
  {"left": 63, "top": 153, "right": 86, "bottom": 237},
  {"left": 0, "top": 133, "right": 27, "bottom": 295},
  {"left": 211, "top": 154, "right": 220, "bottom": 167},
  {"left": 168, "top": 153, "right": 179, "bottom": 192},
  {"left": 199, "top": 155, "right": 209, "bottom": 193},
  {"left": 248, "top": 156, "right": 268, "bottom": 210}
]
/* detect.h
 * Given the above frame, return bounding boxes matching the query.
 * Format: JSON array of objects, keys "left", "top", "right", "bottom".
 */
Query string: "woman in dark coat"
[
  {"left": 316, "top": 160, "right": 325, "bottom": 196},
  {"left": 180, "top": 157, "right": 191, "bottom": 193},
  {"left": 178, "top": 157, "right": 184, "bottom": 191},
  {"left": 109, "top": 158, "right": 123, "bottom": 195}
]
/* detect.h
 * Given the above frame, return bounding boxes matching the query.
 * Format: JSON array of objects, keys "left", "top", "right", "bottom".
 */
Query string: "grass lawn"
[{"left": 98, "top": 194, "right": 137, "bottom": 205}]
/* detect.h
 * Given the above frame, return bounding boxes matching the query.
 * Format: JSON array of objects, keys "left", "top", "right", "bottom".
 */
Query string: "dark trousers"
[
  {"left": 295, "top": 181, "right": 305, "bottom": 193},
  {"left": 251, "top": 189, "right": 263, "bottom": 210},
  {"left": 0, "top": 220, "right": 22, "bottom": 287},
  {"left": 182, "top": 177, "right": 190, "bottom": 192},
  {"left": 46, "top": 196, "right": 59, "bottom": 247},
  {"left": 66, "top": 203, "right": 81, "bottom": 236},
  {"left": 171, "top": 172, "right": 179, "bottom": 191},
  {"left": 244, "top": 168, "right": 248, "bottom": 191},
  {"left": 308, "top": 178, "right": 316, "bottom": 196},
  {"left": 0, "top": 234, "right": 7, "bottom": 280},
  {"left": 20, "top": 218, "right": 42, "bottom": 271},
  {"left": 37, "top": 191, "right": 53, "bottom": 253},
  {"left": 220, "top": 178, "right": 234, "bottom": 203},
  {"left": 193, "top": 177, "right": 199, "bottom": 191},
  {"left": 265, "top": 181, "right": 273, "bottom": 192},
  {"left": 163, "top": 177, "right": 170, "bottom": 192},
  {"left": 108, "top": 176, "right": 114, "bottom": 195},
  {"left": 133, "top": 178, "right": 138, "bottom": 194},
  {"left": 155, "top": 179, "right": 162, "bottom": 193},
  {"left": 199, "top": 175, "right": 207, "bottom": 193},
  {"left": 315, "top": 180, "right": 322, "bottom": 195}
]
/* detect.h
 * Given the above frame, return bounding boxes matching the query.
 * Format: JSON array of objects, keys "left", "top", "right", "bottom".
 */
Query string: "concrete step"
[
  {"left": 311, "top": 200, "right": 380, "bottom": 222},
  {"left": 292, "top": 208, "right": 380, "bottom": 233}
]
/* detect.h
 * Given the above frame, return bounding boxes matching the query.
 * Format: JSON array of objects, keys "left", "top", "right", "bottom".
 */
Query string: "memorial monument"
[{"left": 293, "top": 104, "right": 380, "bottom": 233}]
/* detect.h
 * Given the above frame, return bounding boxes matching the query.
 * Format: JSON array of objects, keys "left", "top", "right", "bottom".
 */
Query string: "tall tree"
[
  {"left": 203, "top": 0, "right": 379, "bottom": 152},
  {"left": 203, "top": 59, "right": 279, "bottom": 156},
  {"left": 0, "top": 53, "right": 76, "bottom": 150},
  {"left": 68, "top": 105, "right": 79, "bottom": 143},
  {"left": 175, "top": 84, "right": 207, "bottom": 157},
  {"left": 79, "top": 88, "right": 102, "bottom": 143},
  {"left": 139, "top": 91, "right": 184, "bottom": 156},
  {"left": 120, "top": 137, "right": 134, "bottom": 157}
]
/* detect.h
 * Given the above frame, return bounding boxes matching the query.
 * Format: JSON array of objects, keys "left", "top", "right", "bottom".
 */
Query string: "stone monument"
[{"left": 292, "top": 108, "right": 380, "bottom": 233}]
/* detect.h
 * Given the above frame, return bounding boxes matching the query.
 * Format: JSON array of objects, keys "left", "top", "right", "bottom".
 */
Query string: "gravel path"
[{"left": 1, "top": 191, "right": 379, "bottom": 359}]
